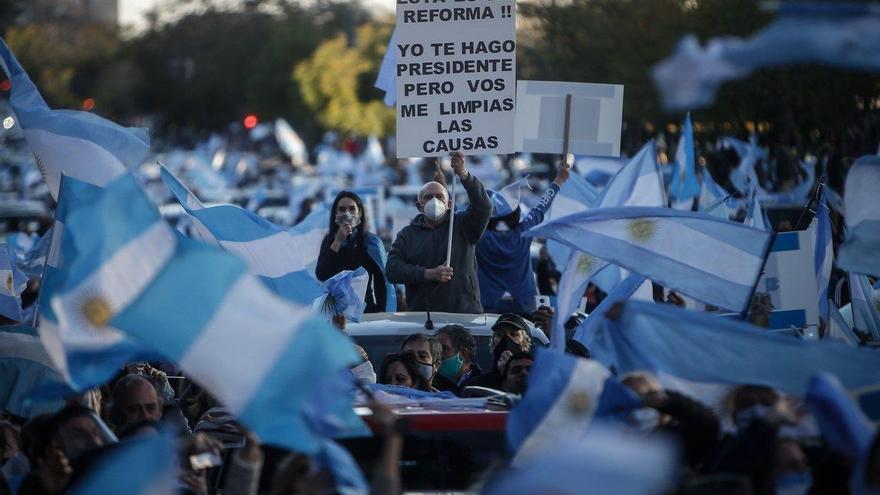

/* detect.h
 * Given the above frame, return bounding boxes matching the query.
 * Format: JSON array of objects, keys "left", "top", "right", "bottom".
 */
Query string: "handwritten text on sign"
[{"left": 395, "top": 0, "right": 516, "bottom": 158}]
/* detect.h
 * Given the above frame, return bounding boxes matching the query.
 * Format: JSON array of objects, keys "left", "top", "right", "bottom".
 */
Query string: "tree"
[{"left": 294, "top": 22, "right": 394, "bottom": 137}]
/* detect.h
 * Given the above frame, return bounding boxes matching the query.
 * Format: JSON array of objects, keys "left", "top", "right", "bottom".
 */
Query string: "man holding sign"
[{"left": 386, "top": 152, "right": 491, "bottom": 313}]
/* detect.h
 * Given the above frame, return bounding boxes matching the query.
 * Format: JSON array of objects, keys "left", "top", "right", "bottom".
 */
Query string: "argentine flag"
[
  {"left": 52, "top": 174, "right": 363, "bottom": 452},
  {"left": 0, "top": 243, "right": 28, "bottom": 322},
  {"left": 507, "top": 349, "right": 641, "bottom": 466},
  {"left": 848, "top": 272, "right": 880, "bottom": 340},
  {"left": 374, "top": 29, "right": 397, "bottom": 106},
  {"left": 68, "top": 429, "right": 177, "bottom": 495},
  {"left": 815, "top": 190, "right": 833, "bottom": 323},
  {"left": 160, "top": 165, "right": 322, "bottom": 305},
  {"left": 552, "top": 141, "right": 664, "bottom": 348},
  {"left": 528, "top": 206, "right": 774, "bottom": 313},
  {"left": 41, "top": 176, "right": 171, "bottom": 391},
  {"left": 0, "top": 325, "right": 68, "bottom": 418},
  {"left": 668, "top": 114, "right": 701, "bottom": 203},
  {"left": 838, "top": 155, "right": 880, "bottom": 277},
  {"left": 592, "top": 300, "right": 880, "bottom": 398},
  {"left": 0, "top": 38, "right": 149, "bottom": 200}
]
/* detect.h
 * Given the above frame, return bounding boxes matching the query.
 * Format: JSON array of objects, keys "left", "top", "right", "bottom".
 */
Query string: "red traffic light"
[{"left": 243, "top": 114, "right": 259, "bottom": 129}]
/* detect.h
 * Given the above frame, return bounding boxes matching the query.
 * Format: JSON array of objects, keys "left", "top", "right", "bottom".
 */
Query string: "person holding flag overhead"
[
  {"left": 476, "top": 164, "right": 569, "bottom": 314},
  {"left": 386, "top": 152, "right": 491, "bottom": 314}
]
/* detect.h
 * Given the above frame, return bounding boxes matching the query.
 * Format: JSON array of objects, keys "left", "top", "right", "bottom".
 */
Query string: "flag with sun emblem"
[
  {"left": 528, "top": 206, "right": 773, "bottom": 313},
  {"left": 547, "top": 141, "right": 665, "bottom": 348},
  {"left": 40, "top": 176, "right": 172, "bottom": 390},
  {"left": 159, "top": 164, "right": 323, "bottom": 305},
  {"left": 51, "top": 174, "right": 363, "bottom": 453},
  {"left": 507, "top": 349, "right": 641, "bottom": 466},
  {"left": 0, "top": 243, "right": 28, "bottom": 321},
  {"left": 0, "top": 39, "right": 149, "bottom": 201},
  {"left": 592, "top": 300, "right": 880, "bottom": 399}
]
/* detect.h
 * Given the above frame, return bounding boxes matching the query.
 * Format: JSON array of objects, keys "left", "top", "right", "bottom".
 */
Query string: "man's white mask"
[{"left": 423, "top": 197, "right": 449, "bottom": 222}]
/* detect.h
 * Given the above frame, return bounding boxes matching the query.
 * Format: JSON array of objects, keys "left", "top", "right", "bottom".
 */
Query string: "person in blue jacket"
[
  {"left": 476, "top": 164, "right": 569, "bottom": 314},
  {"left": 316, "top": 191, "right": 396, "bottom": 313}
]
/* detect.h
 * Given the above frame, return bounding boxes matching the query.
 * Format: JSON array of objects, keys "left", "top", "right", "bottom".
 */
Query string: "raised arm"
[{"left": 450, "top": 153, "right": 492, "bottom": 244}]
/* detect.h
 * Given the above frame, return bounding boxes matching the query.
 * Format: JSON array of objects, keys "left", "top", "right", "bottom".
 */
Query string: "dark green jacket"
[{"left": 386, "top": 173, "right": 492, "bottom": 313}]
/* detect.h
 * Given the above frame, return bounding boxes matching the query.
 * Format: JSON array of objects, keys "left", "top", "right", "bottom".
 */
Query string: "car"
[{"left": 345, "top": 312, "right": 549, "bottom": 373}]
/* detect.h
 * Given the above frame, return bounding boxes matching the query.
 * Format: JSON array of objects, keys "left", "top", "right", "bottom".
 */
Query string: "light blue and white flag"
[
  {"left": 313, "top": 439, "right": 370, "bottom": 495},
  {"left": 489, "top": 424, "right": 677, "bottom": 495},
  {"left": 15, "top": 227, "right": 52, "bottom": 279},
  {"left": 40, "top": 176, "right": 171, "bottom": 391},
  {"left": 275, "top": 118, "right": 308, "bottom": 167},
  {"left": 551, "top": 141, "right": 664, "bottom": 348},
  {"left": 573, "top": 273, "right": 648, "bottom": 353},
  {"left": 52, "top": 174, "right": 363, "bottom": 453},
  {"left": 701, "top": 191, "right": 732, "bottom": 221},
  {"left": 848, "top": 272, "right": 880, "bottom": 340},
  {"left": 528, "top": 207, "right": 774, "bottom": 312},
  {"left": 160, "top": 165, "right": 322, "bottom": 305},
  {"left": 507, "top": 349, "right": 641, "bottom": 466},
  {"left": 837, "top": 155, "right": 880, "bottom": 276},
  {"left": 592, "top": 300, "right": 880, "bottom": 397},
  {"left": 668, "top": 114, "right": 701, "bottom": 202},
  {"left": 805, "top": 373, "right": 875, "bottom": 460},
  {"left": 0, "top": 325, "right": 68, "bottom": 417},
  {"left": 826, "top": 302, "right": 860, "bottom": 347},
  {"left": 745, "top": 188, "right": 769, "bottom": 231},
  {"left": 723, "top": 135, "right": 766, "bottom": 197},
  {"left": 653, "top": 4, "right": 880, "bottom": 110},
  {"left": 313, "top": 267, "right": 369, "bottom": 323},
  {"left": 815, "top": 190, "right": 833, "bottom": 323},
  {"left": 0, "top": 38, "right": 149, "bottom": 200},
  {"left": 374, "top": 29, "right": 397, "bottom": 107},
  {"left": 68, "top": 429, "right": 177, "bottom": 495},
  {"left": 541, "top": 171, "right": 600, "bottom": 278},
  {"left": 0, "top": 243, "right": 28, "bottom": 321}
]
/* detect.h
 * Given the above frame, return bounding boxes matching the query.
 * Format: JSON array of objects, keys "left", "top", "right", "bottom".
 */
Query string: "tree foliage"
[{"left": 294, "top": 22, "right": 394, "bottom": 137}]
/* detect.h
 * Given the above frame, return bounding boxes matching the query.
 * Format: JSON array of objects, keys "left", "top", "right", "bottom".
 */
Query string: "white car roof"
[{"left": 345, "top": 312, "right": 549, "bottom": 345}]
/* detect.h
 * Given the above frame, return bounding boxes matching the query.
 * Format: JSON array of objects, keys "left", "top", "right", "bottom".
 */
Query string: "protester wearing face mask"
[
  {"left": 436, "top": 324, "right": 481, "bottom": 393},
  {"left": 476, "top": 163, "right": 569, "bottom": 313},
  {"left": 622, "top": 372, "right": 721, "bottom": 473},
  {"left": 399, "top": 333, "right": 457, "bottom": 392},
  {"left": 386, "top": 152, "right": 491, "bottom": 314},
  {"left": 462, "top": 313, "right": 531, "bottom": 391},
  {"left": 350, "top": 345, "right": 377, "bottom": 385},
  {"left": 377, "top": 352, "right": 431, "bottom": 392},
  {"left": 317, "top": 191, "right": 392, "bottom": 313}
]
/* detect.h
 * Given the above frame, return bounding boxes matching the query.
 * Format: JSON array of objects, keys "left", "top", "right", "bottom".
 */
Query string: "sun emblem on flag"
[
  {"left": 81, "top": 296, "right": 113, "bottom": 329},
  {"left": 5, "top": 273, "right": 13, "bottom": 294},
  {"left": 567, "top": 390, "right": 591, "bottom": 416},
  {"left": 628, "top": 219, "right": 657, "bottom": 244},
  {"left": 576, "top": 253, "right": 595, "bottom": 275}
]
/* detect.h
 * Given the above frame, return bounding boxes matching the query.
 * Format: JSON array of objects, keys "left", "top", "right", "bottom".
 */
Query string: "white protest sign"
[
  {"left": 515, "top": 80, "right": 624, "bottom": 157},
  {"left": 395, "top": 0, "right": 516, "bottom": 158},
  {"left": 756, "top": 225, "right": 820, "bottom": 331}
]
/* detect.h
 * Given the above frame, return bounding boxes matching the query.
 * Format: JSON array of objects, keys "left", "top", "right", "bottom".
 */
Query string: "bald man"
[{"left": 387, "top": 153, "right": 491, "bottom": 313}]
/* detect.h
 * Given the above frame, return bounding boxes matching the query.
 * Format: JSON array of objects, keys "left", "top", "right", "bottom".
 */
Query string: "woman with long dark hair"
[
  {"left": 316, "top": 191, "right": 394, "bottom": 313},
  {"left": 378, "top": 352, "right": 431, "bottom": 391}
]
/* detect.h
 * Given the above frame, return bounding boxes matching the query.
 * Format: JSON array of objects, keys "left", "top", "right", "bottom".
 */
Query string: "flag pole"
[
  {"left": 794, "top": 175, "right": 825, "bottom": 231},
  {"left": 551, "top": 94, "right": 573, "bottom": 348},
  {"left": 30, "top": 175, "right": 64, "bottom": 327},
  {"left": 445, "top": 168, "right": 456, "bottom": 267}
]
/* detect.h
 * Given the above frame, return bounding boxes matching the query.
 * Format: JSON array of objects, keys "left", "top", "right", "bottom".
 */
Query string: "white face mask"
[
  {"left": 351, "top": 361, "right": 376, "bottom": 384},
  {"left": 423, "top": 197, "right": 448, "bottom": 222},
  {"left": 494, "top": 221, "right": 510, "bottom": 231},
  {"left": 416, "top": 361, "right": 434, "bottom": 381}
]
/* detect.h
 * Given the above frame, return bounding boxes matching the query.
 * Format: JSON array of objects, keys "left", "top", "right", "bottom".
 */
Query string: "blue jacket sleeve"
[{"left": 517, "top": 183, "right": 560, "bottom": 232}]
